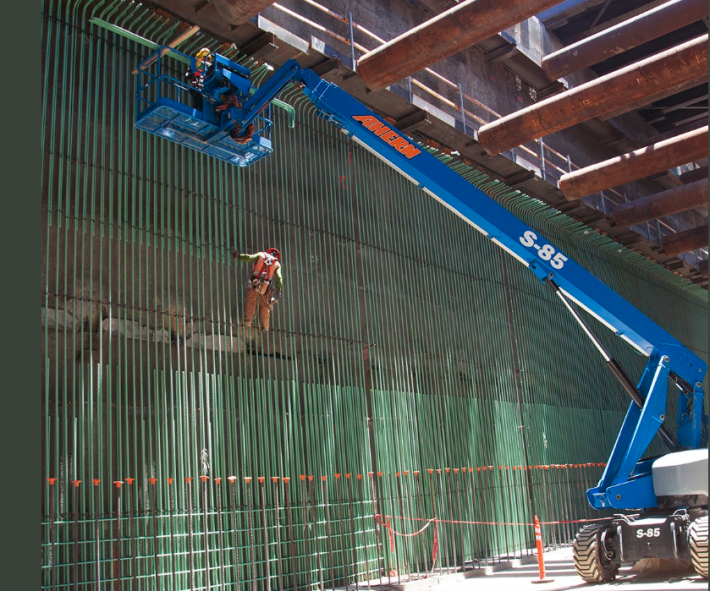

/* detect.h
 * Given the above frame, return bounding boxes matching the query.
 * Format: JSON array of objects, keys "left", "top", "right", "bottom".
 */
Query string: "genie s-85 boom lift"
[{"left": 135, "top": 48, "right": 709, "bottom": 583}]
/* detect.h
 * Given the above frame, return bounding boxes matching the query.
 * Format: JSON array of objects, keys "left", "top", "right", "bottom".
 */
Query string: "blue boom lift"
[{"left": 136, "top": 48, "right": 708, "bottom": 582}]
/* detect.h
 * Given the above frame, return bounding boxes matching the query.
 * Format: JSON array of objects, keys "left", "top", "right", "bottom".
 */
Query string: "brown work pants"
[{"left": 243, "top": 287, "right": 272, "bottom": 331}]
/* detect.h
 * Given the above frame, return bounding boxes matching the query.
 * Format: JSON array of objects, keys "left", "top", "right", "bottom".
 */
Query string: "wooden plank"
[{"left": 132, "top": 24, "right": 201, "bottom": 74}]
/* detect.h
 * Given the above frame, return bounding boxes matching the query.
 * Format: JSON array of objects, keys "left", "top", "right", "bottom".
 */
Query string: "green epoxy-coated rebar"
[{"left": 42, "top": 0, "right": 707, "bottom": 589}]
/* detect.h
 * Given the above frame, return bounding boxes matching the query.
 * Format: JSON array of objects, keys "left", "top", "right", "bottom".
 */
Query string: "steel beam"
[
  {"left": 211, "top": 0, "right": 278, "bottom": 26},
  {"left": 662, "top": 225, "right": 709, "bottom": 256},
  {"left": 610, "top": 179, "right": 708, "bottom": 227},
  {"left": 542, "top": 0, "right": 708, "bottom": 80},
  {"left": 477, "top": 35, "right": 708, "bottom": 155},
  {"left": 558, "top": 127, "right": 708, "bottom": 201},
  {"left": 356, "top": 0, "right": 565, "bottom": 91}
]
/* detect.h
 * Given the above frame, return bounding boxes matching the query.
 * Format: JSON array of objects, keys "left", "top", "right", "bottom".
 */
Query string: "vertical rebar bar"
[
  {"left": 358, "top": 475, "right": 372, "bottom": 589},
  {"left": 445, "top": 469, "right": 459, "bottom": 571},
  {"left": 346, "top": 474, "right": 359, "bottom": 590},
  {"left": 201, "top": 476, "right": 211, "bottom": 591},
  {"left": 322, "top": 476, "right": 336, "bottom": 589},
  {"left": 245, "top": 477, "right": 256, "bottom": 591},
  {"left": 282, "top": 477, "right": 297, "bottom": 591},
  {"left": 369, "top": 472, "right": 385, "bottom": 581},
  {"left": 215, "top": 478, "right": 227, "bottom": 591},
  {"left": 413, "top": 471, "right": 427, "bottom": 576},
  {"left": 452, "top": 469, "right": 465, "bottom": 569},
  {"left": 258, "top": 477, "right": 271, "bottom": 591},
  {"left": 402, "top": 471, "right": 421, "bottom": 579},
  {"left": 126, "top": 478, "right": 137, "bottom": 591},
  {"left": 113, "top": 481, "right": 123, "bottom": 590},
  {"left": 73, "top": 480, "right": 80, "bottom": 591},
  {"left": 187, "top": 477, "right": 195, "bottom": 591},
  {"left": 310, "top": 475, "right": 325, "bottom": 591},
  {"left": 166, "top": 477, "right": 175, "bottom": 591},
  {"left": 426, "top": 470, "right": 440, "bottom": 576},
  {"left": 229, "top": 476, "right": 242, "bottom": 591},
  {"left": 271, "top": 478, "right": 284, "bottom": 591},
  {"left": 93, "top": 479, "right": 101, "bottom": 591},
  {"left": 299, "top": 475, "right": 310, "bottom": 586},
  {"left": 48, "top": 478, "right": 57, "bottom": 591},
  {"left": 393, "top": 473, "right": 404, "bottom": 582}
]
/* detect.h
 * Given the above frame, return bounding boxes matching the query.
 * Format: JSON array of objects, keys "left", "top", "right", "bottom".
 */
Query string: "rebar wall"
[{"left": 41, "top": 1, "right": 709, "bottom": 589}]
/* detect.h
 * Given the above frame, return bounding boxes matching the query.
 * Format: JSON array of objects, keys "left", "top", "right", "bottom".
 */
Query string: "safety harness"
[{"left": 249, "top": 253, "right": 280, "bottom": 296}]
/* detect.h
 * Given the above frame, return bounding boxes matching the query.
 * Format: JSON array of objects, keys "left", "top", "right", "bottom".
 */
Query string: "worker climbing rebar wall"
[{"left": 41, "top": 0, "right": 709, "bottom": 589}]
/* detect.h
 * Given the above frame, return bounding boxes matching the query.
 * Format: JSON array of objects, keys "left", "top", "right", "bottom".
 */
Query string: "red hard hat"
[{"left": 267, "top": 248, "right": 281, "bottom": 261}]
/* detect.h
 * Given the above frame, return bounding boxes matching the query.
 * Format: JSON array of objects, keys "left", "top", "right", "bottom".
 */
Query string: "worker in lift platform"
[
  {"left": 185, "top": 47, "right": 213, "bottom": 111},
  {"left": 233, "top": 248, "right": 283, "bottom": 332},
  {"left": 187, "top": 47, "right": 254, "bottom": 144}
]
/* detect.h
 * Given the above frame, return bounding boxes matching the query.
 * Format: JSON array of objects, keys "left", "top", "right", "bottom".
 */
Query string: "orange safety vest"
[{"left": 252, "top": 253, "right": 280, "bottom": 282}]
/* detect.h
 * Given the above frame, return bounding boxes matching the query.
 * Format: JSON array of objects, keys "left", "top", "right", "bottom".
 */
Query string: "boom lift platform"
[
  {"left": 135, "top": 48, "right": 273, "bottom": 167},
  {"left": 135, "top": 48, "right": 708, "bottom": 582}
]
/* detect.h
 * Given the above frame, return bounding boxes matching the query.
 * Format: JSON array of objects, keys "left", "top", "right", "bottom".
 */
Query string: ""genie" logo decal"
[{"left": 352, "top": 115, "right": 422, "bottom": 159}]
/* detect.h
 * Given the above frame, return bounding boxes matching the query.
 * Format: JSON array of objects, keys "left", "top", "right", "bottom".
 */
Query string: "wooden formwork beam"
[
  {"left": 477, "top": 35, "right": 708, "bottom": 155},
  {"left": 542, "top": 0, "right": 708, "bottom": 80},
  {"left": 356, "top": 0, "right": 565, "bottom": 91},
  {"left": 558, "top": 127, "right": 708, "bottom": 201},
  {"left": 610, "top": 179, "right": 708, "bottom": 227}
]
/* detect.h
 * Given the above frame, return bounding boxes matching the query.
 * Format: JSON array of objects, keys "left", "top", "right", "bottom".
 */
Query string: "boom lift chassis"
[{"left": 136, "top": 48, "right": 708, "bottom": 582}]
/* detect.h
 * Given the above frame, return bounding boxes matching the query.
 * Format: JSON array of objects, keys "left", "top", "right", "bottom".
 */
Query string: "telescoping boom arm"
[{"left": 214, "top": 57, "right": 709, "bottom": 511}]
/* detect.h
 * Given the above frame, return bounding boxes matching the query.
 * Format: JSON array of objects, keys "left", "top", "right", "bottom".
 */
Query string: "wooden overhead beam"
[
  {"left": 662, "top": 224, "right": 709, "bottom": 256},
  {"left": 477, "top": 35, "right": 708, "bottom": 155},
  {"left": 558, "top": 126, "right": 708, "bottom": 201},
  {"left": 356, "top": 0, "right": 565, "bottom": 91},
  {"left": 542, "top": 0, "right": 708, "bottom": 80},
  {"left": 211, "top": 0, "right": 278, "bottom": 26},
  {"left": 610, "top": 179, "right": 708, "bottom": 227},
  {"left": 598, "top": 76, "right": 707, "bottom": 121},
  {"left": 565, "top": 0, "right": 670, "bottom": 44}
]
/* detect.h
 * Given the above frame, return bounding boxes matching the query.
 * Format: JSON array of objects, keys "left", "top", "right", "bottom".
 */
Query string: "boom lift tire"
[
  {"left": 689, "top": 515, "right": 708, "bottom": 578},
  {"left": 573, "top": 524, "right": 619, "bottom": 583}
]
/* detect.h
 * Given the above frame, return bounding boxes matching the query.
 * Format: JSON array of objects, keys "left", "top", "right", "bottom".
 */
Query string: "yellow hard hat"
[{"left": 195, "top": 47, "right": 213, "bottom": 66}]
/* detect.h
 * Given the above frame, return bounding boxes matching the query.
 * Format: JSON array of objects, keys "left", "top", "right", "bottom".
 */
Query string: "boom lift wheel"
[
  {"left": 688, "top": 515, "right": 708, "bottom": 578},
  {"left": 573, "top": 524, "right": 619, "bottom": 583}
]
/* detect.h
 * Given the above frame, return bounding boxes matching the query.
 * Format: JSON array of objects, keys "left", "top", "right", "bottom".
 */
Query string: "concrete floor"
[
  {"left": 457, "top": 548, "right": 706, "bottom": 591},
  {"left": 341, "top": 548, "right": 706, "bottom": 591}
]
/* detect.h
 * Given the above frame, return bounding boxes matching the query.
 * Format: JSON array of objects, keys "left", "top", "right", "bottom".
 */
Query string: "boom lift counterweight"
[{"left": 135, "top": 48, "right": 709, "bottom": 582}]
